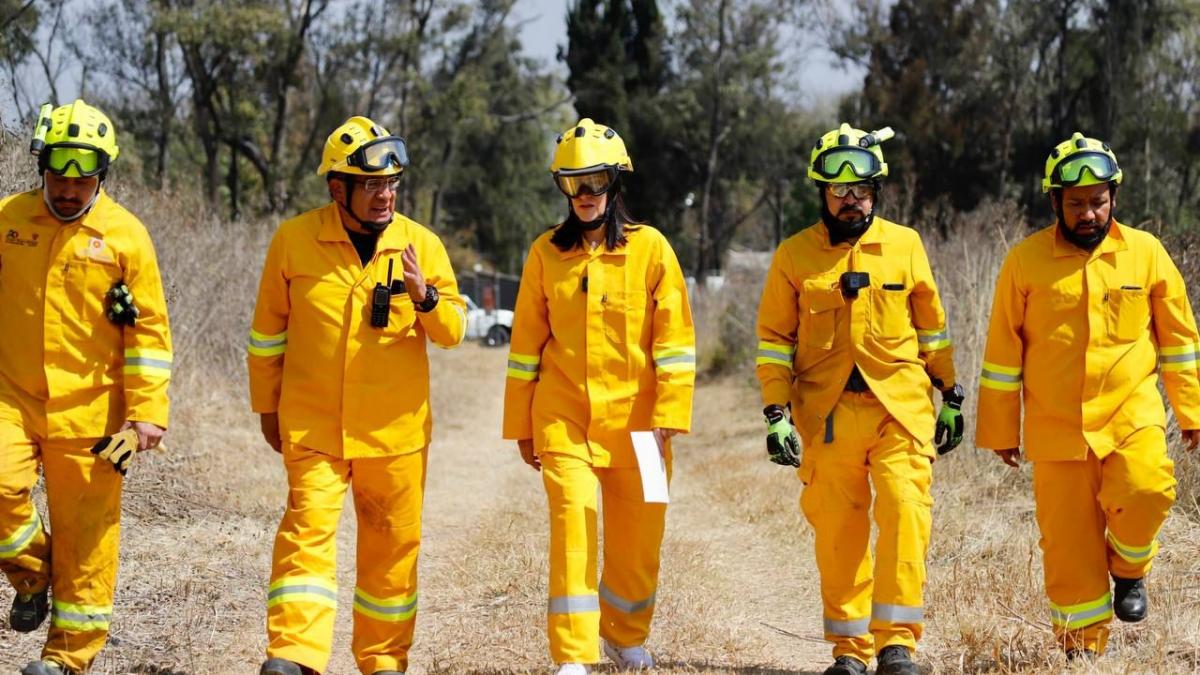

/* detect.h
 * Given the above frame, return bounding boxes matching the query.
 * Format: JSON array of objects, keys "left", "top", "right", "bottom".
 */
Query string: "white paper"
[{"left": 631, "top": 431, "right": 670, "bottom": 504}]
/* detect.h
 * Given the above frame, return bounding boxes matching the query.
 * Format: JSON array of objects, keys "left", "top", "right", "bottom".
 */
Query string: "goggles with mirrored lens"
[
  {"left": 347, "top": 137, "right": 409, "bottom": 172},
  {"left": 1052, "top": 151, "right": 1119, "bottom": 187},
  {"left": 554, "top": 167, "right": 618, "bottom": 198},
  {"left": 828, "top": 182, "right": 876, "bottom": 200},
  {"left": 812, "top": 147, "right": 882, "bottom": 181},
  {"left": 42, "top": 144, "right": 108, "bottom": 177}
]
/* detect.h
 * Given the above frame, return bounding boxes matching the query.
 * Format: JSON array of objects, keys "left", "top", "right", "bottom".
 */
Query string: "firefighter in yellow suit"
[
  {"left": 502, "top": 119, "right": 695, "bottom": 675},
  {"left": 0, "top": 100, "right": 172, "bottom": 675},
  {"left": 976, "top": 133, "right": 1200, "bottom": 660},
  {"left": 248, "top": 116, "right": 466, "bottom": 675},
  {"left": 755, "top": 124, "right": 962, "bottom": 675}
]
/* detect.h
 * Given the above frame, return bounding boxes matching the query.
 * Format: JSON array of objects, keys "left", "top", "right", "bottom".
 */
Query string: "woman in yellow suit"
[{"left": 503, "top": 119, "right": 696, "bottom": 674}]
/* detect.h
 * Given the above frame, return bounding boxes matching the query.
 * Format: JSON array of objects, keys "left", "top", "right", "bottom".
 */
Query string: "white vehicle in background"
[{"left": 462, "top": 294, "right": 514, "bottom": 347}]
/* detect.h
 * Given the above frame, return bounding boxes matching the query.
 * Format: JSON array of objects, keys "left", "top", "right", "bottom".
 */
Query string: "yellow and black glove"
[{"left": 90, "top": 429, "right": 140, "bottom": 475}]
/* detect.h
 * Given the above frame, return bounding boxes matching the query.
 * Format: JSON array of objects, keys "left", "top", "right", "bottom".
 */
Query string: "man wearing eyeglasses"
[
  {"left": 0, "top": 100, "right": 172, "bottom": 675},
  {"left": 248, "top": 116, "right": 466, "bottom": 675},
  {"left": 754, "top": 123, "right": 961, "bottom": 675},
  {"left": 976, "top": 133, "right": 1200, "bottom": 661}
]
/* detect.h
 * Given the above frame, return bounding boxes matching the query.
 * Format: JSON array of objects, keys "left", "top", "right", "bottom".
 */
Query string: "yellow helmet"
[
  {"left": 807, "top": 123, "right": 893, "bottom": 183},
  {"left": 31, "top": 99, "right": 120, "bottom": 178},
  {"left": 317, "top": 116, "right": 408, "bottom": 177},
  {"left": 550, "top": 119, "right": 633, "bottom": 174},
  {"left": 1042, "top": 132, "right": 1122, "bottom": 193}
]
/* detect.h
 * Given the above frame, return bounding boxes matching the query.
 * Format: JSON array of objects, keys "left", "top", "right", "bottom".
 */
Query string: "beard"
[
  {"left": 1057, "top": 209, "right": 1112, "bottom": 251},
  {"left": 821, "top": 201, "right": 874, "bottom": 245}
]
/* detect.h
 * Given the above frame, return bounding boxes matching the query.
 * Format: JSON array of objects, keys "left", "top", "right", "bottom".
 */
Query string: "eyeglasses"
[
  {"left": 1053, "top": 152, "right": 1119, "bottom": 187},
  {"left": 42, "top": 144, "right": 109, "bottom": 177},
  {"left": 827, "top": 182, "right": 875, "bottom": 200},
  {"left": 811, "top": 147, "right": 882, "bottom": 181},
  {"left": 554, "top": 167, "right": 618, "bottom": 198},
  {"left": 356, "top": 176, "right": 401, "bottom": 194},
  {"left": 346, "top": 137, "right": 409, "bottom": 172}
]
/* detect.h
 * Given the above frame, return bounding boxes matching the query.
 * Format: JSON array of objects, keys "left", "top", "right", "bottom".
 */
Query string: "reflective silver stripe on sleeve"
[
  {"left": 980, "top": 369, "right": 1021, "bottom": 383},
  {"left": 598, "top": 582, "right": 656, "bottom": 613},
  {"left": 547, "top": 594, "right": 600, "bottom": 614},
  {"left": 654, "top": 354, "right": 695, "bottom": 367}
]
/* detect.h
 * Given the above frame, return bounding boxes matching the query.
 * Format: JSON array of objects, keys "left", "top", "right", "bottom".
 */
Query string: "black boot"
[
  {"left": 260, "top": 658, "right": 319, "bottom": 675},
  {"left": 876, "top": 645, "right": 919, "bottom": 675},
  {"left": 1113, "top": 576, "right": 1147, "bottom": 622},
  {"left": 823, "top": 655, "right": 867, "bottom": 675},
  {"left": 10, "top": 588, "right": 49, "bottom": 632}
]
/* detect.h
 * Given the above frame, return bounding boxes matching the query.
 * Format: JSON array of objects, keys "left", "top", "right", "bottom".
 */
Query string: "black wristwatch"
[
  {"left": 941, "top": 383, "right": 965, "bottom": 407},
  {"left": 415, "top": 284, "right": 439, "bottom": 313}
]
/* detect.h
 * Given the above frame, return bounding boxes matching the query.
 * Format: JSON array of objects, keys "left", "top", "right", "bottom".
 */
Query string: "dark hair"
[{"left": 550, "top": 186, "right": 645, "bottom": 252}]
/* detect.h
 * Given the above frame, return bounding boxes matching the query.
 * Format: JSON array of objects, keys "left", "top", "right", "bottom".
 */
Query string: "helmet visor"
[
  {"left": 554, "top": 167, "right": 617, "bottom": 197},
  {"left": 813, "top": 147, "right": 881, "bottom": 181},
  {"left": 43, "top": 144, "right": 106, "bottom": 177},
  {"left": 1054, "top": 151, "right": 1119, "bottom": 187},
  {"left": 352, "top": 137, "right": 409, "bottom": 172}
]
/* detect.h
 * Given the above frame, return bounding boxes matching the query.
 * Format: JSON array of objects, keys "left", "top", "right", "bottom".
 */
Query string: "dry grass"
[{"left": 1, "top": 134, "right": 1200, "bottom": 674}]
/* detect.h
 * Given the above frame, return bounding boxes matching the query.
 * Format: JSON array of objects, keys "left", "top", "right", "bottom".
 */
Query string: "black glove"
[{"left": 764, "top": 405, "right": 801, "bottom": 467}]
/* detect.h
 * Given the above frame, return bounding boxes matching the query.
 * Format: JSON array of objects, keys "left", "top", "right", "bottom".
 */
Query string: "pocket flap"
[{"left": 804, "top": 278, "right": 845, "bottom": 313}]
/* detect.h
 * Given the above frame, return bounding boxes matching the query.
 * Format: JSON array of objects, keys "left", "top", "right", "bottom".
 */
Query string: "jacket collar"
[
  {"left": 32, "top": 188, "right": 110, "bottom": 235},
  {"left": 317, "top": 201, "right": 409, "bottom": 252},
  {"left": 1052, "top": 218, "right": 1129, "bottom": 258},
  {"left": 555, "top": 223, "right": 633, "bottom": 259}
]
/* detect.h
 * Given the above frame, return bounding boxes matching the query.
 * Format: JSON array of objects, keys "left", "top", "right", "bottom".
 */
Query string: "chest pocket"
[
  {"left": 376, "top": 292, "right": 417, "bottom": 343},
  {"left": 801, "top": 279, "right": 843, "bottom": 349},
  {"left": 65, "top": 258, "right": 123, "bottom": 321},
  {"left": 868, "top": 285, "right": 910, "bottom": 339},
  {"left": 1108, "top": 286, "right": 1149, "bottom": 343}
]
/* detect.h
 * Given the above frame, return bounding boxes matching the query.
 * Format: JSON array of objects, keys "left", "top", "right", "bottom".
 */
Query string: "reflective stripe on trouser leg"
[
  {"left": 800, "top": 393, "right": 875, "bottom": 663},
  {"left": 41, "top": 438, "right": 123, "bottom": 672},
  {"left": 266, "top": 445, "right": 352, "bottom": 674},
  {"left": 542, "top": 453, "right": 602, "bottom": 664},
  {"left": 597, "top": 453, "right": 671, "bottom": 648},
  {"left": 1098, "top": 426, "right": 1175, "bottom": 579},
  {"left": 867, "top": 407, "right": 932, "bottom": 653},
  {"left": 1033, "top": 454, "right": 1112, "bottom": 654},
  {"left": 350, "top": 449, "right": 427, "bottom": 675},
  {"left": 0, "top": 422, "right": 50, "bottom": 594}
]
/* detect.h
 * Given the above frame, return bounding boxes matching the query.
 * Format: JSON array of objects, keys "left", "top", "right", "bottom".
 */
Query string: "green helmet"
[
  {"left": 1042, "top": 132, "right": 1122, "bottom": 193},
  {"left": 808, "top": 123, "right": 893, "bottom": 183}
]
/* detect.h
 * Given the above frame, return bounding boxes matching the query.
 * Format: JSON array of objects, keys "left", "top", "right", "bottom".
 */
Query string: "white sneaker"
[
  {"left": 603, "top": 640, "right": 655, "bottom": 669},
  {"left": 554, "top": 664, "right": 590, "bottom": 675}
]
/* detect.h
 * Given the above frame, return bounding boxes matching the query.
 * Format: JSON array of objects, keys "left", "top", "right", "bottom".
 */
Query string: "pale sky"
[{"left": 512, "top": 0, "right": 864, "bottom": 105}]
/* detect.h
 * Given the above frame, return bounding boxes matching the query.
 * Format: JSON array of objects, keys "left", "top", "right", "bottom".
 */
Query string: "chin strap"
[
  {"left": 42, "top": 183, "right": 100, "bottom": 223},
  {"left": 340, "top": 177, "right": 392, "bottom": 233}
]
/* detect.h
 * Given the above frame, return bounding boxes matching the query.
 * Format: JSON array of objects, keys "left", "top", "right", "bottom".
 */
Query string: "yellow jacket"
[
  {"left": 247, "top": 203, "right": 466, "bottom": 459},
  {"left": 976, "top": 221, "right": 1200, "bottom": 461},
  {"left": 756, "top": 218, "right": 956, "bottom": 450},
  {"left": 502, "top": 225, "right": 695, "bottom": 467},
  {"left": 0, "top": 189, "right": 172, "bottom": 438}
]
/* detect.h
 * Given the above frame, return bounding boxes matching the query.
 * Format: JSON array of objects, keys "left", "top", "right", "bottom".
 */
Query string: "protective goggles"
[
  {"left": 828, "top": 182, "right": 876, "bottom": 200},
  {"left": 352, "top": 176, "right": 402, "bottom": 194},
  {"left": 41, "top": 143, "right": 109, "bottom": 178},
  {"left": 554, "top": 167, "right": 618, "bottom": 198},
  {"left": 345, "top": 136, "right": 409, "bottom": 172},
  {"left": 811, "top": 147, "right": 882, "bottom": 181},
  {"left": 1052, "top": 151, "right": 1119, "bottom": 187}
]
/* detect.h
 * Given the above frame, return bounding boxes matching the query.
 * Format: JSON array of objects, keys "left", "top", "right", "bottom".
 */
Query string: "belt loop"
[{"left": 824, "top": 412, "right": 834, "bottom": 444}]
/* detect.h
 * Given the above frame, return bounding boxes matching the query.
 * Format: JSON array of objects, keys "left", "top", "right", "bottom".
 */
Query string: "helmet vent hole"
[
  {"left": 555, "top": 134, "right": 563, "bottom": 143},
  {"left": 838, "top": 133, "right": 849, "bottom": 145},
  {"left": 1051, "top": 149, "right": 1060, "bottom": 158},
  {"left": 575, "top": 127, "right": 585, "bottom": 137},
  {"left": 604, "top": 128, "right": 615, "bottom": 139},
  {"left": 1075, "top": 138, "right": 1087, "bottom": 149},
  {"left": 97, "top": 123, "right": 107, "bottom": 137},
  {"left": 67, "top": 123, "right": 80, "bottom": 137},
  {"left": 341, "top": 133, "right": 353, "bottom": 145}
]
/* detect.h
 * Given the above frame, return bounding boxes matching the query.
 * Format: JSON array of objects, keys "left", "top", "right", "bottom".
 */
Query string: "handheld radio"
[{"left": 371, "top": 259, "right": 394, "bottom": 328}]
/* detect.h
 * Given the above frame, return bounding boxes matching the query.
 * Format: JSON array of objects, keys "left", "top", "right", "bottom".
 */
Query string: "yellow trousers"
[
  {"left": 0, "top": 421, "right": 123, "bottom": 672},
  {"left": 541, "top": 450, "right": 671, "bottom": 664},
  {"left": 798, "top": 392, "right": 932, "bottom": 664},
  {"left": 266, "top": 444, "right": 426, "bottom": 674},
  {"left": 1031, "top": 426, "right": 1175, "bottom": 654}
]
